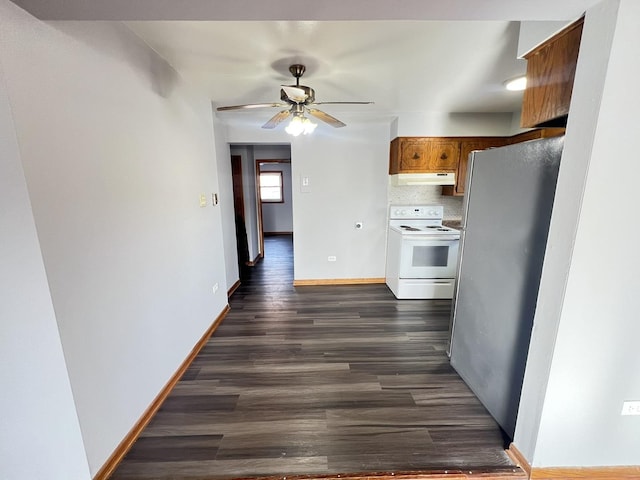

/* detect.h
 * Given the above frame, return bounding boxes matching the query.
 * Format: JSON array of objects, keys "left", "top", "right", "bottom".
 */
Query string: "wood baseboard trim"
[
  {"left": 508, "top": 443, "right": 640, "bottom": 479},
  {"left": 507, "top": 444, "right": 532, "bottom": 478},
  {"left": 245, "top": 253, "right": 263, "bottom": 266},
  {"left": 227, "top": 279, "right": 241, "bottom": 298},
  {"left": 93, "top": 305, "right": 230, "bottom": 480},
  {"left": 530, "top": 466, "right": 640, "bottom": 479},
  {"left": 294, "top": 278, "right": 386, "bottom": 286}
]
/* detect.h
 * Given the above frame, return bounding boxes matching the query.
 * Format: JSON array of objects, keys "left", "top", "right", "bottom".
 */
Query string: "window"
[{"left": 259, "top": 171, "right": 284, "bottom": 203}]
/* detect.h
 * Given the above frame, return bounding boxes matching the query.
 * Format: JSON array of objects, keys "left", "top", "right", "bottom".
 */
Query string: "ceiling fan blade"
[
  {"left": 217, "top": 103, "right": 286, "bottom": 111},
  {"left": 281, "top": 86, "right": 308, "bottom": 103},
  {"left": 311, "top": 101, "right": 374, "bottom": 105},
  {"left": 262, "top": 110, "right": 291, "bottom": 129},
  {"left": 306, "top": 108, "right": 347, "bottom": 128}
]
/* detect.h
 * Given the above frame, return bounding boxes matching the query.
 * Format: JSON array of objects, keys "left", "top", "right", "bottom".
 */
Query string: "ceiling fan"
[{"left": 216, "top": 64, "right": 373, "bottom": 133}]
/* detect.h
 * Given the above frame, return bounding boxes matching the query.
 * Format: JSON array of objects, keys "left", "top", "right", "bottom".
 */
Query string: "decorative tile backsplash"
[{"left": 387, "top": 182, "right": 463, "bottom": 220}]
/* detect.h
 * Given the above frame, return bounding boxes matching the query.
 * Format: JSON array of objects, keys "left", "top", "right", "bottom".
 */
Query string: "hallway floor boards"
[{"left": 111, "top": 235, "right": 520, "bottom": 480}]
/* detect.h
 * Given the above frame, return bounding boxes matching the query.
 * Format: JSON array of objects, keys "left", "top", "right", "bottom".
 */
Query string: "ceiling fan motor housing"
[{"left": 280, "top": 85, "right": 315, "bottom": 103}]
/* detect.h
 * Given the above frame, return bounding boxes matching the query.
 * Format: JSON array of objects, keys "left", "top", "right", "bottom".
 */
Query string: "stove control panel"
[{"left": 390, "top": 205, "right": 444, "bottom": 220}]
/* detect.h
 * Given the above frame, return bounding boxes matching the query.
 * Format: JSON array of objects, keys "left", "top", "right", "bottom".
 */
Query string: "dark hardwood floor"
[{"left": 111, "top": 235, "right": 520, "bottom": 479}]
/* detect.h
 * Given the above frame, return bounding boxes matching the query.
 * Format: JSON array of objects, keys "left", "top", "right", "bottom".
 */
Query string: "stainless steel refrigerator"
[{"left": 448, "top": 136, "right": 564, "bottom": 439}]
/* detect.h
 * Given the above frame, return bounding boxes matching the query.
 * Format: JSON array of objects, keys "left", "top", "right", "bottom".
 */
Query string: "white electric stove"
[{"left": 385, "top": 205, "right": 460, "bottom": 299}]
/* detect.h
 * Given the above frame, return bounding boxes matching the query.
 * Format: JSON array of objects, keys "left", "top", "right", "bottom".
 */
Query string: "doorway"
[
  {"left": 256, "top": 158, "right": 293, "bottom": 255},
  {"left": 229, "top": 144, "right": 293, "bottom": 280},
  {"left": 231, "top": 155, "right": 250, "bottom": 279}
]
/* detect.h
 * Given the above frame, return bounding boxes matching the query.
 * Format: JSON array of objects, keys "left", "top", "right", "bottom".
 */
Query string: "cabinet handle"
[
  {"left": 440, "top": 152, "right": 448, "bottom": 160},
  {"left": 412, "top": 152, "right": 420, "bottom": 160}
]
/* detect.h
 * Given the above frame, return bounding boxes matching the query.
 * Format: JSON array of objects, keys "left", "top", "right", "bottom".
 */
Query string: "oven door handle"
[{"left": 403, "top": 235, "right": 460, "bottom": 242}]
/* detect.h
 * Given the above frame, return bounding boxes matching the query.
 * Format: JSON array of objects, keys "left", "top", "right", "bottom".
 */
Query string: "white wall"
[
  {"left": 516, "top": 0, "right": 640, "bottom": 467},
  {"left": 0, "top": 3, "right": 229, "bottom": 475},
  {"left": 227, "top": 122, "right": 390, "bottom": 281},
  {"left": 517, "top": 20, "right": 572, "bottom": 58},
  {"left": 212, "top": 113, "right": 240, "bottom": 291},
  {"left": 260, "top": 161, "right": 293, "bottom": 233},
  {"left": 0, "top": 34, "right": 91, "bottom": 479},
  {"left": 292, "top": 125, "right": 390, "bottom": 280},
  {"left": 395, "top": 112, "right": 515, "bottom": 138}
]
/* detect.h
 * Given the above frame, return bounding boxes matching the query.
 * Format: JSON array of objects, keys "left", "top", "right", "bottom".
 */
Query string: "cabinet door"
[
  {"left": 443, "top": 138, "right": 505, "bottom": 196},
  {"left": 521, "top": 18, "right": 583, "bottom": 127},
  {"left": 426, "top": 139, "right": 459, "bottom": 171},
  {"left": 457, "top": 140, "right": 492, "bottom": 195},
  {"left": 399, "top": 139, "right": 429, "bottom": 171}
]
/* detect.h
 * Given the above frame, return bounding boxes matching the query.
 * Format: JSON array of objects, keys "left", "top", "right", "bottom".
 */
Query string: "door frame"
[{"left": 255, "top": 158, "right": 292, "bottom": 256}]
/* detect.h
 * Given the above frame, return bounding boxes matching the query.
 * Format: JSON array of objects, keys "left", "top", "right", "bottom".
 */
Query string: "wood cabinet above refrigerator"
[{"left": 520, "top": 18, "right": 584, "bottom": 128}]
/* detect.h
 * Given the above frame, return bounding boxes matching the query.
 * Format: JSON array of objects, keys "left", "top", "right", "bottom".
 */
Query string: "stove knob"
[{"left": 401, "top": 209, "right": 406, "bottom": 215}]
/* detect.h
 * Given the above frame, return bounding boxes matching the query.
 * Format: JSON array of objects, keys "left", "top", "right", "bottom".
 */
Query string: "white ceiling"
[
  {"left": 127, "top": 20, "right": 528, "bottom": 120},
  {"left": 13, "top": 0, "right": 599, "bottom": 128}
]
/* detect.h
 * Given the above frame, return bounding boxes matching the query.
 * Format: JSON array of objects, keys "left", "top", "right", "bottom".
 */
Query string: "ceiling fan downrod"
[{"left": 289, "top": 64, "right": 306, "bottom": 86}]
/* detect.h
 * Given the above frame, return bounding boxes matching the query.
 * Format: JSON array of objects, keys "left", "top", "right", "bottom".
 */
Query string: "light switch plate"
[{"left": 301, "top": 176, "right": 311, "bottom": 193}]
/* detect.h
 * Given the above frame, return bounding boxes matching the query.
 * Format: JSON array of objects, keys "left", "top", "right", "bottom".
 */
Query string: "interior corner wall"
[
  {"left": 0, "top": 31, "right": 90, "bottom": 479},
  {"left": 212, "top": 113, "right": 240, "bottom": 291},
  {"left": 0, "top": 2, "right": 229, "bottom": 475},
  {"left": 517, "top": 0, "right": 640, "bottom": 467}
]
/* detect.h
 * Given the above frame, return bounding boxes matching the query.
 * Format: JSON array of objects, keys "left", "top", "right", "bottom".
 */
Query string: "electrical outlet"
[
  {"left": 199, "top": 193, "right": 207, "bottom": 207},
  {"left": 621, "top": 401, "right": 640, "bottom": 416},
  {"left": 212, "top": 283, "right": 219, "bottom": 294},
  {"left": 328, "top": 256, "right": 337, "bottom": 262}
]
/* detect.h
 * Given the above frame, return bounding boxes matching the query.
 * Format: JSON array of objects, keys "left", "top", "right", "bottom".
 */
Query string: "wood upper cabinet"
[
  {"left": 505, "top": 127, "right": 565, "bottom": 145},
  {"left": 426, "top": 139, "right": 460, "bottom": 171},
  {"left": 391, "top": 130, "right": 566, "bottom": 197},
  {"left": 442, "top": 138, "right": 506, "bottom": 196},
  {"left": 389, "top": 137, "right": 459, "bottom": 174},
  {"left": 521, "top": 18, "right": 584, "bottom": 128},
  {"left": 398, "top": 138, "right": 430, "bottom": 171},
  {"left": 440, "top": 129, "right": 565, "bottom": 196}
]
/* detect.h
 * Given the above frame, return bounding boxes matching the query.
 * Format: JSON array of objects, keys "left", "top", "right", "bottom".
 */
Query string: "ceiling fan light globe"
[
  {"left": 302, "top": 117, "right": 317, "bottom": 135},
  {"left": 285, "top": 115, "right": 305, "bottom": 136}
]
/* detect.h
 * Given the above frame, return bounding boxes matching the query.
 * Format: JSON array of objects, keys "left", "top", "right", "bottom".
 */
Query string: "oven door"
[{"left": 399, "top": 235, "right": 459, "bottom": 279}]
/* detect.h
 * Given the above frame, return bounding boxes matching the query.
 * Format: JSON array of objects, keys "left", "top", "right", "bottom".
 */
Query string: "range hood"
[{"left": 390, "top": 172, "right": 456, "bottom": 186}]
